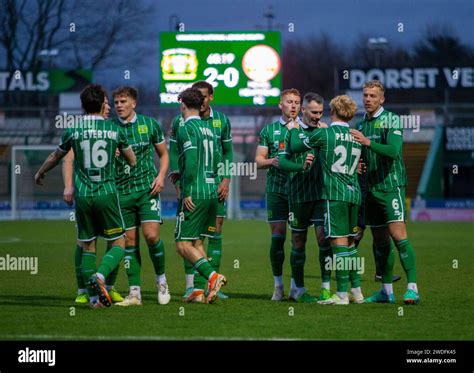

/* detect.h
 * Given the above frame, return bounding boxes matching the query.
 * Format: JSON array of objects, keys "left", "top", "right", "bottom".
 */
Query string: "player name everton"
[{"left": 73, "top": 129, "right": 118, "bottom": 140}]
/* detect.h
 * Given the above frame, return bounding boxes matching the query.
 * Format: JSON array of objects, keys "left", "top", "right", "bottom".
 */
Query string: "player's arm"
[
  {"left": 278, "top": 131, "right": 306, "bottom": 172},
  {"left": 218, "top": 117, "right": 234, "bottom": 200},
  {"left": 117, "top": 126, "right": 136, "bottom": 166},
  {"left": 36, "top": 130, "right": 73, "bottom": 185},
  {"left": 150, "top": 120, "right": 169, "bottom": 195},
  {"left": 150, "top": 142, "right": 169, "bottom": 195},
  {"left": 255, "top": 126, "right": 278, "bottom": 169},
  {"left": 35, "top": 148, "right": 68, "bottom": 185},
  {"left": 350, "top": 128, "right": 402, "bottom": 159},
  {"left": 168, "top": 116, "right": 180, "bottom": 183},
  {"left": 62, "top": 150, "right": 74, "bottom": 205},
  {"left": 288, "top": 128, "right": 311, "bottom": 153},
  {"left": 178, "top": 126, "right": 198, "bottom": 211},
  {"left": 120, "top": 146, "right": 136, "bottom": 166}
]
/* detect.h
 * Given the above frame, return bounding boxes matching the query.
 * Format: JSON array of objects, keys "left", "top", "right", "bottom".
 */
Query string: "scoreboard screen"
[{"left": 159, "top": 32, "right": 282, "bottom": 106}]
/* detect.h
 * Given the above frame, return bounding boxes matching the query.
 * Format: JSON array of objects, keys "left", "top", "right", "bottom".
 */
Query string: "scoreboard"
[{"left": 159, "top": 32, "right": 282, "bottom": 106}]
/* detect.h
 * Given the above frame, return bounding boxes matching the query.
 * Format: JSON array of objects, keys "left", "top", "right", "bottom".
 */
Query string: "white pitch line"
[{"left": 0, "top": 334, "right": 298, "bottom": 341}]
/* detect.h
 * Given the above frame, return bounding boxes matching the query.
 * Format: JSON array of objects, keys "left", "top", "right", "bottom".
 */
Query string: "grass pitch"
[{"left": 0, "top": 220, "right": 472, "bottom": 340}]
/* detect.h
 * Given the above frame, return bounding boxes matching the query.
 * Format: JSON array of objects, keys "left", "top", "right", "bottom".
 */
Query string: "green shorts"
[
  {"left": 266, "top": 192, "right": 289, "bottom": 223},
  {"left": 323, "top": 200, "right": 359, "bottom": 238},
  {"left": 365, "top": 187, "right": 406, "bottom": 227},
  {"left": 289, "top": 200, "right": 325, "bottom": 231},
  {"left": 119, "top": 190, "right": 162, "bottom": 230},
  {"left": 217, "top": 199, "right": 227, "bottom": 218},
  {"left": 75, "top": 194, "right": 125, "bottom": 241},
  {"left": 175, "top": 198, "right": 218, "bottom": 242}
]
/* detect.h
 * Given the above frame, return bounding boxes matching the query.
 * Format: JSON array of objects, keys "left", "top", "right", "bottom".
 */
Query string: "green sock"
[
  {"left": 193, "top": 269, "right": 207, "bottom": 291},
  {"left": 208, "top": 234, "right": 222, "bottom": 272},
  {"left": 319, "top": 243, "right": 332, "bottom": 283},
  {"left": 290, "top": 246, "right": 306, "bottom": 288},
  {"left": 333, "top": 245, "right": 349, "bottom": 292},
  {"left": 395, "top": 239, "right": 417, "bottom": 283},
  {"left": 193, "top": 257, "right": 214, "bottom": 279},
  {"left": 372, "top": 242, "right": 382, "bottom": 275},
  {"left": 124, "top": 246, "right": 141, "bottom": 287},
  {"left": 148, "top": 240, "right": 165, "bottom": 276},
  {"left": 105, "top": 245, "right": 120, "bottom": 286},
  {"left": 377, "top": 242, "right": 395, "bottom": 283},
  {"left": 75, "top": 245, "right": 85, "bottom": 289},
  {"left": 81, "top": 252, "right": 96, "bottom": 296},
  {"left": 98, "top": 246, "right": 124, "bottom": 279},
  {"left": 270, "top": 234, "right": 286, "bottom": 276},
  {"left": 348, "top": 245, "right": 361, "bottom": 288},
  {"left": 183, "top": 259, "right": 194, "bottom": 275}
]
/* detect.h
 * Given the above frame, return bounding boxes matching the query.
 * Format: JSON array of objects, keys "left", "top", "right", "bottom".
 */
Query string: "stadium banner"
[
  {"left": 338, "top": 67, "right": 474, "bottom": 90},
  {"left": 0, "top": 69, "right": 92, "bottom": 92},
  {"left": 444, "top": 126, "right": 474, "bottom": 152},
  {"left": 159, "top": 31, "right": 282, "bottom": 106},
  {"left": 411, "top": 199, "right": 474, "bottom": 221}
]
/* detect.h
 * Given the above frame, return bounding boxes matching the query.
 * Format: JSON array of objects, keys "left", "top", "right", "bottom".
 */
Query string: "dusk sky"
[{"left": 97, "top": 0, "right": 474, "bottom": 92}]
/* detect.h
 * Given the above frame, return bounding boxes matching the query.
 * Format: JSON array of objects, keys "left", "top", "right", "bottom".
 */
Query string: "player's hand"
[
  {"left": 150, "top": 175, "right": 165, "bottom": 195},
  {"left": 183, "top": 196, "right": 195, "bottom": 212},
  {"left": 115, "top": 149, "right": 121, "bottom": 157},
  {"left": 304, "top": 153, "right": 315, "bottom": 169},
  {"left": 350, "top": 129, "right": 370, "bottom": 146},
  {"left": 286, "top": 118, "right": 299, "bottom": 130},
  {"left": 217, "top": 178, "right": 230, "bottom": 201},
  {"left": 271, "top": 157, "right": 279, "bottom": 168},
  {"left": 63, "top": 186, "right": 74, "bottom": 205},
  {"left": 317, "top": 121, "right": 328, "bottom": 128},
  {"left": 357, "top": 159, "right": 367, "bottom": 175},
  {"left": 168, "top": 171, "right": 180, "bottom": 185},
  {"left": 34, "top": 172, "right": 44, "bottom": 186}
]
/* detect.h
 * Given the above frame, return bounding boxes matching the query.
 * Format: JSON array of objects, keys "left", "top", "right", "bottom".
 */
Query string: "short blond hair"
[
  {"left": 363, "top": 80, "right": 385, "bottom": 94},
  {"left": 330, "top": 95, "right": 357, "bottom": 122}
]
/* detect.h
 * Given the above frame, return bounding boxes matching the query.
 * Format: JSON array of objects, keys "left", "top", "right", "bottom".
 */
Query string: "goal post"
[{"left": 10, "top": 145, "right": 72, "bottom": 220}]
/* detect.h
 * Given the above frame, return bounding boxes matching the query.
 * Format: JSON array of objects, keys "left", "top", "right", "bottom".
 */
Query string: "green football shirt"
[
  {"left": 176, "top": 116, "right": 218, "bottom": 199},
  {"left": 113, "top": 113, "right": 165, "bottom": 195},
  {"left": 279, "top": 123, "right": 322, "bottom": 203},
  {"left": 356, "top": 107, "right": 407, "bottom": 192},
  {"left": 291, "top": 122, "right": 362, "bottom": 205},
  {"left": 58, "top": 115, "right": 129, "bottom": 197},
  {"left": 170, "top": 108, "right": 232, "bottom": 183},
  {"left": 258, "top": 118, "right": 290, "bottom": 194}
]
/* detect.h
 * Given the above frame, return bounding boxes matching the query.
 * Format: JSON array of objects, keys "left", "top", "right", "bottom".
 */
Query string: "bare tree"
[
  {"left": 0, "top": 0, "right": 156, "bottom": 71},
  {"left": 283, "top": 33, "right": 347, "bottom": 99},
  {"left": 413, "top": 23, "right": 473, "bottom": 66}
]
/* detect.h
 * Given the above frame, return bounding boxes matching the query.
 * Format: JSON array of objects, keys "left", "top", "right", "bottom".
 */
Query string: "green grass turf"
[{"left": 0, "top": 220, "right": 472, "bottom": 340}]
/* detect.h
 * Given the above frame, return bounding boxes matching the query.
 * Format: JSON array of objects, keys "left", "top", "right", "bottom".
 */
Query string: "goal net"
[{"left": 10, "top": 145, "right": 73, "bottom": 220}]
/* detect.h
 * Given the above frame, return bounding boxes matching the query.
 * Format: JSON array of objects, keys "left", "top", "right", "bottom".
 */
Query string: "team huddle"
[
  {"left": 34, "top": 79, "right": 420, "bottom": 308},
  {"left": 256, "top": 81, "right": 419, "bottom": 305}
]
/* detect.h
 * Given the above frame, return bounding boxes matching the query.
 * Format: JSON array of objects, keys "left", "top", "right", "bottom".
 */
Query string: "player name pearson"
[{"left": 0, "top": 254, "right": 38, "bottom": 274}]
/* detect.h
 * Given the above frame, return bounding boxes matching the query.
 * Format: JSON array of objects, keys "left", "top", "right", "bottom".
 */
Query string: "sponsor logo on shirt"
[{"left": 138, "top": 125, "right": 148, "bottom": 134}]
